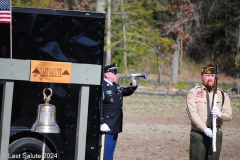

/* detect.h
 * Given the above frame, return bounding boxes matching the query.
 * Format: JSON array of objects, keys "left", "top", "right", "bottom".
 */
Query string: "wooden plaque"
[{"left": 30, "top": 60, "right": 72, "bottom": 83}]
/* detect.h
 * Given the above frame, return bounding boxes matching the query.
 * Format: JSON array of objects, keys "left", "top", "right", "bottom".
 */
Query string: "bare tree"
[
  {"left": 96, "top": 0, "right": 105, "bottom": 12},
  {"left": 106, "top": 0, "right": 112, "bottom": 65},
  {"left": 120, "top": 0, "right": 128, "bottom": 73},
  {"left": 96, "top": 0, "right": 112, "bottom": 65},
  {"left": 162, "top": 0, "right": 194, "bottom": 84}
]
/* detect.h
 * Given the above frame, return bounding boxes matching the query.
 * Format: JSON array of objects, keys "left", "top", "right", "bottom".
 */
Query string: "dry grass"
[{"left": 114, "top": 94, "right": 240, "bottom": 160}]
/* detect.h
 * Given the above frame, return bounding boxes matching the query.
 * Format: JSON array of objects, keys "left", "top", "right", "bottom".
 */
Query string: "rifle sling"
[{"left": 221, "top": 90, "right": 224, "bottom": 106}]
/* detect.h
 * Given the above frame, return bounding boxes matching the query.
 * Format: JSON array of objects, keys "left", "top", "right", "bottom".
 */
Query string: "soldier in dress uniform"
[
  {"left": 186, "top": 64, "right": 232, "bottom": 160},
  {"left": 99, "top": 63, "right": 138, "bottom": 160}
]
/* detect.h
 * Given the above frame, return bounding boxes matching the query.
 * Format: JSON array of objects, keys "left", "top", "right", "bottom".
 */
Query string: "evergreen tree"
[{"left": 110, "top": 0, "right": 172, "bottom": 75}]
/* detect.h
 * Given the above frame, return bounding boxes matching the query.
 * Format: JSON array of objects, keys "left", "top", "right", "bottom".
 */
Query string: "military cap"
[
  {"left": 104, "top": 63, "right": 118, "bottom": 74},
  {"left": 201, "top": 64, "right": 216, "bottom": 74}
]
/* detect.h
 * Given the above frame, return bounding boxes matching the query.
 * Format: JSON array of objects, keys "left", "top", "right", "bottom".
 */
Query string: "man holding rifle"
[{"left": 186, "top": 64, "right": 232, "bottom": 160}]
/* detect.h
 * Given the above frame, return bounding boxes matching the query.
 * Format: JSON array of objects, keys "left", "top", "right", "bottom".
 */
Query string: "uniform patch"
[
  {"left": 106, "top": 90, "right": 112, "bottom": 95},
  {"left": 187, "top": 93, "right": 192, "bottom": 100},
  {"left": 196, "top": 91, "right": 204, "bottom": 98}
]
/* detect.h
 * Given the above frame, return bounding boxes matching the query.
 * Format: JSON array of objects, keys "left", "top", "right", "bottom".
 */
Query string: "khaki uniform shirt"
[{"left": 186, "top": 85, "right": 232, "bottom": 132}]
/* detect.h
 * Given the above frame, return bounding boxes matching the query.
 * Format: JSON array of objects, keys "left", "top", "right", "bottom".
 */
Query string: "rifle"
[{"left": 210, "top": 62, "right": 218, "bottom": 155}]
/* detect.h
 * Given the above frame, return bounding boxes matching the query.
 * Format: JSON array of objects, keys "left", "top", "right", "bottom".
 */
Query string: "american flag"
[{"left": 0, "top": 0, "right": 10, "bottom": 24}]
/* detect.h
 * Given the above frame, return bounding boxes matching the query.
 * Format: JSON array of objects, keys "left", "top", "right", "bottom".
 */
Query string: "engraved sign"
[{"left": 30, "top": 60, "right": 72, "bottom": 83}]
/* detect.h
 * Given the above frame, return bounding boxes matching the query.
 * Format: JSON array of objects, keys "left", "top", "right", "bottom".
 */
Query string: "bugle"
[{"left": 117, "top": 72, "right": 148, "bottom": 88}]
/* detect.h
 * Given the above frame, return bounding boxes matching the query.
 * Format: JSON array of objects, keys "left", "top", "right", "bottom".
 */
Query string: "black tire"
[{"left": 9, "top": 137, "right": 55, "bottom": 160}]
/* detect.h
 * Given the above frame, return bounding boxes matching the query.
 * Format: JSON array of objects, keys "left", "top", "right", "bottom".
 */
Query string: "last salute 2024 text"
[{"left": 10, "top": 153, "right": 58, "bottom": 159}]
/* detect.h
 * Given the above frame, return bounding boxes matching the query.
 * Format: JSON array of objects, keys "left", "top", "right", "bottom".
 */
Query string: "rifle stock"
[{"left": 210, "top": 62, "right": 218, "bottom": 155}]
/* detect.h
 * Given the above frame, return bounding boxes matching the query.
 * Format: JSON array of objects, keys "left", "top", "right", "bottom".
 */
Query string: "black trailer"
[{"left": 0, "top": 7, "right": 105, "bottom": 160}]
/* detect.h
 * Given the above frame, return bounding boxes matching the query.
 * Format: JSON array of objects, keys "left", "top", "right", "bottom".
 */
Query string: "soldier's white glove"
[
  {"left": 131, "top": 77, "right": 137, "bottom": 86},
  {"left": 204, "top": 128, "right": 213, "bottom": 138},
  {"left": 211, "top": 106, "right": 221, "bottom": 117},
  {"left": 100, "top": 123, "right": 111, "bottom": 132}
]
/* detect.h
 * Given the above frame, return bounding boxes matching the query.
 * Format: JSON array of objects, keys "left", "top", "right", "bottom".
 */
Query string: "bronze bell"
[{"left": 31, "top": 88, "right": 60, "bottom": 133}]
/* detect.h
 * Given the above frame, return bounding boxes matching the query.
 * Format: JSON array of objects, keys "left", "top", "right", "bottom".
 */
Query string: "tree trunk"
[
  {"left": 179, "top": 37, "right": 183, "bottom": 73},
  {"left": 74, "top": 0, "right": 79, "bottom": 5},
  {"left": 64, "top": 0, "right": 69, "bottom": 9},
  {"left": 157, "top": 49, "right": 164, "bottom": 84},
  {"left": 96, "top": 0, "right": 111, "bottom": 65},
  {"left": 170, "top": 37, "right": 180, "bottom": 84},
  {"left": 157, "top": 53, "right": 160, "bottom": 85},
  {"left": 236, "top": 22, "right": 240, "bottom": 94},
  {"left": 96, "top": 0, "right": 105, "bottom": 12},
  {"left": 157, "top": 61, "right": 165, "bottom": 84},
  {"left": 121, "top": 0, "right": 128, "bottom": 74},
  {"left": 106, "top": 0, "right": 112, "bottom": 65},
  {"left": 236, "top": 22, "right": 240, "bottom": 65}
]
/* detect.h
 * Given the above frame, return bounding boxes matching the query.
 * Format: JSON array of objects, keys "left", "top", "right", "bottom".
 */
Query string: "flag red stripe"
[
  {"left": 0, "top": 20, "right": 10, "bottom": 23},
  {"left": 0, "top": 11, "right": 10, "bottom": 24}
]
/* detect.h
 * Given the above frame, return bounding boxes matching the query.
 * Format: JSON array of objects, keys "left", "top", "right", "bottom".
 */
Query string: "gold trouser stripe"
[{"left": 100, "top": 133, "right": 105, "bottom": 160}]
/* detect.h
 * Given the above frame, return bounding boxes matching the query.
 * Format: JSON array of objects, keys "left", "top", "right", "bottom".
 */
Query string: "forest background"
[{"left": 12, "top": 0, "right": 240, "bottom": 92}]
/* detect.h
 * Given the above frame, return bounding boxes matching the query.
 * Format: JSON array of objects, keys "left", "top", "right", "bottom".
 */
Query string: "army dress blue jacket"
[{"left": 101, "top": 80, "right": 137, "bottom": 134}]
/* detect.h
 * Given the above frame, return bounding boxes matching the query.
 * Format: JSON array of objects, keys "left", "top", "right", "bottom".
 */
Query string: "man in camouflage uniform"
[{"left": 186, "top": 64, "right": 232, "bottom": 160}]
